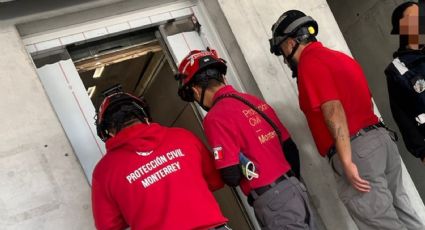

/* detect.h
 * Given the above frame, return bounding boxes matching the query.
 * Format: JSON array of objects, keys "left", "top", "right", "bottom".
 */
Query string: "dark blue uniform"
[{"left": 385, "top": 49, "right": 425, "bottom": 161}]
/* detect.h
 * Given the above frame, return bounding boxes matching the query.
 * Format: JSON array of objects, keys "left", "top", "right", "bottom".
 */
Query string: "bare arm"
[{"left": 321, "top": 100, "right": 371, "bottom": 192}]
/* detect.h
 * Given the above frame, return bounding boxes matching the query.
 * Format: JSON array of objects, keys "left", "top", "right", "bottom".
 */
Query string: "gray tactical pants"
[
  {"left": 330, "top": 127, "right": 424, "bottom": 230},
  {"left": 252, "top": 176, "right": 315, "bottom": 230}
]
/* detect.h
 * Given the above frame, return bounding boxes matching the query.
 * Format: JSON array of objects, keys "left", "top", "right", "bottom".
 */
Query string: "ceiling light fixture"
[
  {"left": 93, "top": 66, "right": 105, "bottom": 78},
  {"left": 87, "top": 86, "right": 96, "bottom": 98}
]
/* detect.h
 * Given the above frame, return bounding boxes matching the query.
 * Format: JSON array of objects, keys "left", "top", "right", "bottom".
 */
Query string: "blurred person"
[{"left": 385, "top": 1, "right": 425, "bottom": 164}]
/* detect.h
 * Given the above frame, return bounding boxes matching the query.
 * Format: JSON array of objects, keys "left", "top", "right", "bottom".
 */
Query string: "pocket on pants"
[
  {"left": 352, "top": 134, "right": 382, "bottom": 158},
  {"left": 266, "top": 184, "right": 309, "bottom": 229},
  {"left": 345, "top": 187, "right": 392, "bottom": 224},
  {"left": 266, "top": 186, "right": 296, "bottom": 211}
]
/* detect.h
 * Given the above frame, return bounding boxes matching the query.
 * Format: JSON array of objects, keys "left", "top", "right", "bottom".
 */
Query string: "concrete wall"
[
  {"left": 0, "top": 25, "right": 93, "bottom": 229},
  {"left": 202, "top": 0, "right": 263, "bottom": 100},
  {"left": 16, "top": 0, "right": 180, "bottom": 36},
  {"left": 326, "top": 0, "right": 425, "bottom": 202}
]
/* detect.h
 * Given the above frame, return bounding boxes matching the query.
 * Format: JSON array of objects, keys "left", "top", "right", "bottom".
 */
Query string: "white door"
[{"left": 36, "top": 55, "right": 105, "bottom": 184}]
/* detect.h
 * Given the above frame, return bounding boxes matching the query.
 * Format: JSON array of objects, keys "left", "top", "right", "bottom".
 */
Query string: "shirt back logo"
[{"left": 136, "top": 151, "right": 153, "bottom": 156}]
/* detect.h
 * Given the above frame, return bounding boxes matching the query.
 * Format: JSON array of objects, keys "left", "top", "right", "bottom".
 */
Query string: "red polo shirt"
[
  {"left": 203, "top": 86, "right": 291, "bottom": 195},
  {"left": 92, "top": 123, "right": 227, "bottom": 230},
  {"left": 297, "top": 42, "right": 378, "bottom": 156}
]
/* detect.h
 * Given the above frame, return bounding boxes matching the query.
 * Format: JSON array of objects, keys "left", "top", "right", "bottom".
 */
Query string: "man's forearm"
[
  {"left": 321, "top": 100, "right": 352, "bottom": 165},
  {"left": 321, "top": 100, "right": 371, "bottom": 192}
]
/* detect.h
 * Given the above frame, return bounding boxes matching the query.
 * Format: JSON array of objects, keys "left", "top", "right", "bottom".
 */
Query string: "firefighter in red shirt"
[
  {"left": 269, "top": 9, "right": 424, "bottom": 230},
  {"left": 175, "top": 49, "right": 314, "bottom": 229},
  {"left": 91, "top": 90, "right": 230, "bottom": 230}
]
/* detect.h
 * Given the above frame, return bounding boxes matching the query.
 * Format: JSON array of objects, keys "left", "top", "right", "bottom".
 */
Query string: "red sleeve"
[
  {"left": 299, "top": 57, "right": 340, "bottom": 109},
  {"left": 203, "top": 116, "right": 240, "bottom": 169},
  {"left": 193, "top": 136, "right": 224, "bottom": 191},
  {"left": 91, "top": 176, "right": 128, "bottom": 230}
]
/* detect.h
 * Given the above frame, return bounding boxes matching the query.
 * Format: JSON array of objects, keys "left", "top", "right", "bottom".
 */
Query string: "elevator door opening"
[{"left": 68, "top": 27, "right": 253, "bottom": 229}]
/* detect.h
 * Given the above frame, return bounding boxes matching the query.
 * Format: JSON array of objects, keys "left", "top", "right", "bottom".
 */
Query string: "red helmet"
[
  {"left": 95, "top": 92, "right": 149, "bottom": 141},
  {"left": 175, "top": 48, "right": 227, "bottom": 102}
]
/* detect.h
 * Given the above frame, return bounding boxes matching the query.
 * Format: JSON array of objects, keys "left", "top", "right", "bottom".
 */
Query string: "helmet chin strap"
[
  {"left": 286, "top": 41, "right": 299, "bottom": 60},
  {"left": 193, "top": 69, "right": 226, "bottom": 111},
  {"left": 198, "top": 86, "right": 210, "bottom": 112},
  {"left": 283, "top": 41, "right": 300, "bottom": 78},
  {"left": 131, "top": 102, "right": 150, "bottom": 125}
]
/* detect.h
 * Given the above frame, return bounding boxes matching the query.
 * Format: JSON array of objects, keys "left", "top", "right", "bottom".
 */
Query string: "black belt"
[
  {"left": 327, "top": 122, "right": 386, "bottom": 160},
  {"left": 248, "top": 170, "right": 294, "bottom": 203}
]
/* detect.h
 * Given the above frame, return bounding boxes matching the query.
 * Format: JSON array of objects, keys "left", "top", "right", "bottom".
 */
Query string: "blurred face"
[
  {"left": 280, "top": 38, "right": 292, "bottom": 58},
  {"left": 192, "top": 85, "right": 203, "bottom": 103},
  {"left": 191, "top": 85, "right": 213, "bottom": 110},
  {"left": 399, "top": 4, "right": 419, "bottom": 35},
  {"left": 279, "top": 38, "right": 295, "bottom": 65}
]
